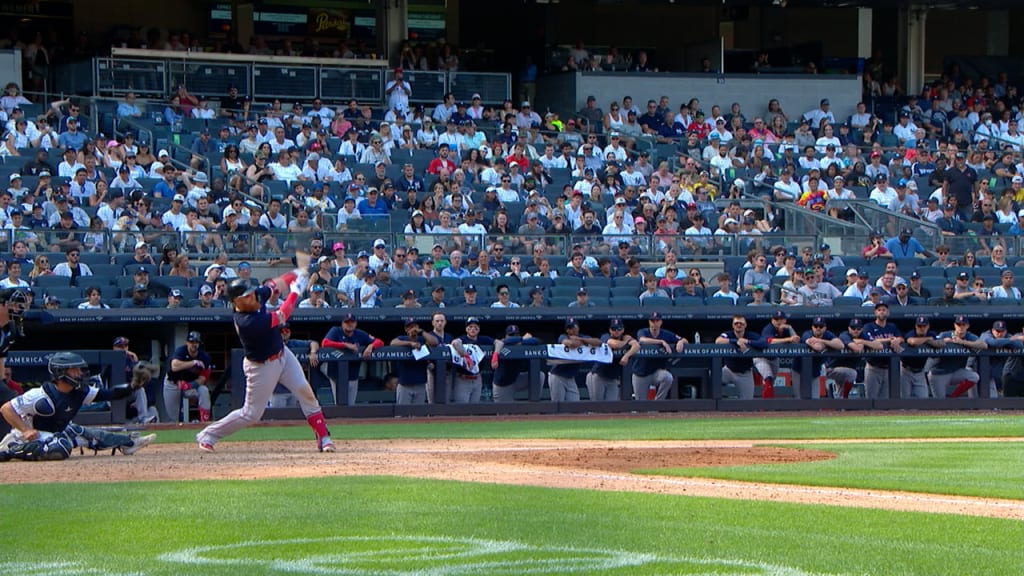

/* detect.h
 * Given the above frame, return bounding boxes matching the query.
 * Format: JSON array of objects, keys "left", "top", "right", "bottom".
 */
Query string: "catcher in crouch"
[
  {"left": 196, "top": 266, "right": 335, "bottom": 453},
  {"left": 0, "top": 352, "right": 156, "bottom": 461}
]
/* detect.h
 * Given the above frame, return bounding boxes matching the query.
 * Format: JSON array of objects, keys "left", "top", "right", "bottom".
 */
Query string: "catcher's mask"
[
  {"left": 48, "top": 352, "right": 90, "bottom": 389},
  {"left": 0, "top": 288, "right": 29, "bottom": 317}
]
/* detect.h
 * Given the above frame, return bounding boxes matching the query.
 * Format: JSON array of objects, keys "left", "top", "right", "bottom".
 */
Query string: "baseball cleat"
[
  {"left": 318, "top": 437, "right": 336, "bottom": 453},
  {"left": 121, "top": 434, "right": 156, "bottom": 456},
  {"left": 198, "top": 441, "right": 216, "bottom": 453}
]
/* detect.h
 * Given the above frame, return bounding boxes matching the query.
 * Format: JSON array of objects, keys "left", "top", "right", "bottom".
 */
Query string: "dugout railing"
[{"left": 229, "top": 343, "right": 1024, "bottom": 420}]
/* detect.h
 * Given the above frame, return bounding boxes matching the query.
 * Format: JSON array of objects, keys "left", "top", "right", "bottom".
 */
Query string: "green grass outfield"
[
  {"left": 152, "top": 412, "right": 1024, "bottom": 443},
  {"left": 2, "top": 413, "right": 1021, "bottom": 576},
  {"left": 1, "top": 477, "right": 1021, "bottom": 576},
  {"left": 643, "top": 442, "right": 1024, "bottom": 499}
]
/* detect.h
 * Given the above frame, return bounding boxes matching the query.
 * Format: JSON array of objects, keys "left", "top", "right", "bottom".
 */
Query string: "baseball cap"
[
  {"left": 875, "top": 174, "right": 888, "bottom": 182},
  {"left": 464, "top": 284, "right": 477, "bottom": 293},
  {"left": 957, "top": 272, "right": 970, "bottom": 280},
  {"left": 610, "top": 319, "right": 624, "bottom": 330},
  {"left": 811, "top": 317, "right": 826, "bottom": 327},
  {"left": 772, "top": 310, "right": 788, "bottom": 320},
  {"left": 172, "top": 194, "right": 185, "bottom": 203},
  {"left": 135, "top": 241, "right": 148, "bottom": 250},
  {"left": 193, "top": 171, "right": 209, "bottom": 183},
  {"left": 134, "top": 266, "right": 149, "bottom": 275},
  {"left": 565, "top": 317, "right": 579, "bottom": 328},
  {"left": 311, "top": 284, "right": 325, "bottom": 292},
  {"left": 846, "top": 268, "right": 859, "bottom": 277},
  {"left": 404, "top": 317, "right": 418, "bottom": 327},
  {"left": 342, "top": 313, "right": 357, "bottom": 323},
  {"left": 915, "top": 316, "right": 930, "bottom": 326},
  {"left": 649, "top": 312, "right": 663, "bottom": 321},
  {"left": 199, "top": 285, "right": 214, "bottom": 295},
  {"left": 874, "top": 301, "right": 889, "bottom": 309},
  {"left": 373, "top": 238, "right": 387, "bottom": 248},
  {"left": 576, "top": 287, "right": 587, "bottom": 296},
  {"left": 820, "top": 98, "right": 830, "bottom": 106},
  {"left": 819, "top": 243, "right": 830, "bottom": 251},
  {"left": 910, "top": 272, "right": 921, "bottom": 280},
  {"left": 849, "top": 318, "right": 863, "bottom": 328},
  {"left": 113, "top": 336, "right": 130, "bottom": 347},
  {"left": 506, "top": 324, "right": 521, "bottom": 335},
  {"left": 364, "top": 269, "right": 376, "bottom": 278},
  {"left": 954, "top": 315, "right": 969, "bottom": 324},
  {"left": 994, "top": 321, "right": 1007, "bottom": 331}
]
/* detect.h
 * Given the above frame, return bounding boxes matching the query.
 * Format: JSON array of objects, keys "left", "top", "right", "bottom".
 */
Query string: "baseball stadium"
[{"left": 0, "top": 1, "right": 1022, "bottom": 575}]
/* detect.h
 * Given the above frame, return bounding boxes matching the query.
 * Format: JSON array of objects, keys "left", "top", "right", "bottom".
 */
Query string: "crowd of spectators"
[{"left": 0, "top": 62, "right": 1021, "bottom": 312}]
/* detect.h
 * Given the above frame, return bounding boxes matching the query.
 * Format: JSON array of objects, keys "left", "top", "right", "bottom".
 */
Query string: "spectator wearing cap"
[
  {"left": 356, "top": 269, "right": 381, "bottom": 308},
  {"left": 121, "top": 282, "right": 156, "bottom": 308},
  {"left": 868, "top": 174, "right": 897, "bottom": 207},
  {"left": 298, "top": 284, "right": 330, "bottom": 309},
  {"left": 842, "top": 269, "right": 872, "bottom": 301},
  {"left": 802, "top": 98, "right": 835, "bottom": 130},
  {"left": 883, "top": 227, "right": 931, "bottom": 259},
  {"left": 991, "top": 269, "right": 1021, "bottom": 300},
  {"left": 945, "top": 149, "right": 977, "bottom": 217},
  {"left": 567, "top": 286, "right": 596, "bottom": 308},
  {"left": 188, "top": 283, "right": 224, "bottom": 308},
  {"left": 930, "top": 316, "right": 987, "bottom": 398}
]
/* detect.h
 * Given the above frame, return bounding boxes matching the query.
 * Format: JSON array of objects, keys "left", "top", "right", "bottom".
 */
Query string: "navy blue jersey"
[
  {"left": 835, "top": 332, "right": 864, "bottom": 368},
  {"left": 762, "top": 324, "right": 797, "bottom": 340},
  {"left": 455, "top": 335, "right": 494, "bottom": 376},
  {"left": 430, "top": 331, "right": 454, "bottom": 345},
  {"left": 799, "top": 329, "right": 838, "bottom": 372},
  {"left": 234, "top": 286, "right": 284, "bottom": 362},
  {"left": 323, "top": 326, "right": 375, "bottom": 380},
  {"left": 634, "top": 328, "right": 681, "bottom": 376},
  {"left": 394, "top": 335, "right": 429, "bottom": 385},
  {"left": 12, "top": 382, "right": 115, "bottom": 433},
  {"left": 591, "top": 334, "right": 624, "bottom": 379},
  {"left": 902, "top": 330, "right": 937, "bottom": 370},
  {"left": 0, "top": 321, "right": 16, "bottom": 357},
  {"left": 166, "top": 345, "right": 213, "bottom": 381},
  {"left": 493, "top": 336, "right": 541, "bottom": 386},
  {"left": 717, "top": 331, "right": 763, "bottom": 373},
  {"left": 862, "top": 321, "right": 900, "bottom": 367},
  {"left": 932, "top": 331, "right": 979, "bottom": 372}
]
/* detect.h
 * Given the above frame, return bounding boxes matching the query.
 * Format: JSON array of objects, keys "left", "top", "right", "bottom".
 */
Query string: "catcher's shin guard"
[
  {"left": 4, "top": 436, "right": 74, "bottom": 461},
  {"left": 306, "top": 412, "right": 330, "bottom": 439}
]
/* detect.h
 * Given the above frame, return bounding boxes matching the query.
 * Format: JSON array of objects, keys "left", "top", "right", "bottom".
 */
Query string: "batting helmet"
[
  {"left": 227, "top": 278, "right": 256, "bottom": 301},
  {"left": 48, "top": 352, "right": 90, "bottom": 389}
]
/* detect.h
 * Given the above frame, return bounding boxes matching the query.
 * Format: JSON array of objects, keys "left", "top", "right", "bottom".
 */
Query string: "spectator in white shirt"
[{"left": 803, "top": 98, "right": 835, "bottom": 129}]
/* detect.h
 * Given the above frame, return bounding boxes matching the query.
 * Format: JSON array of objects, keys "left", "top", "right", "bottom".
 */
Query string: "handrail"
[
  {"left": 838, "top": 199, "right": 942, "bottom": 237},
  {"left": 110, "top": 47, "right": 387, "bottom": 68}
]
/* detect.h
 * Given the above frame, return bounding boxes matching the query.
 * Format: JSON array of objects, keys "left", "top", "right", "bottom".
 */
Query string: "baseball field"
[{"left": 1, "top": 411, "right": 1022, "bottom": 576}]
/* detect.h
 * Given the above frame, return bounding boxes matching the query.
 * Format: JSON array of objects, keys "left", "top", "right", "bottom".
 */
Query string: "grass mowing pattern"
[
  {"left": 151, "top": 414, "right": 1024, "bottom": 444},
  {"left": 640, "top": 442, "right": 1024, "bottom": 500},
  {"left": 1, "top": 477, "right": 1021, "bottom": 576}
]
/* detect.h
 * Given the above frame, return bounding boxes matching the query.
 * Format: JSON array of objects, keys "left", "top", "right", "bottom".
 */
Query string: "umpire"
[{"left": 901, "top": 316, "right": 943, "bottom": 399}]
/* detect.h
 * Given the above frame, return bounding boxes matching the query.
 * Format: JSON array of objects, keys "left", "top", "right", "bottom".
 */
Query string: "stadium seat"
[
  {"left": 33, "top": 275, "right": 73, "bottom": 289},
  {"left": 641, "top": 296, "right": 673, "bottom": 307},
  {"left": 832, "top": 296, "right": 864, "bottom": 307}
]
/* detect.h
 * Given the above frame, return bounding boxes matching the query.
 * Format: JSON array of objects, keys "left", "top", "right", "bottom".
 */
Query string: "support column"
[
  {"left": 903, "top": 5, "right": 927, "bottom": 96},
  {"left": 376, "top": 0, "right": 409, "bottom": 65},
  {"left": 232, "top": 1, "right": 254, "bottom": 51},
  {"left": 986, "top": 10, "right": 1009, "bottom": 56},
  {"left": 857, "top": 8, "right": 872, "bottom": 59}
]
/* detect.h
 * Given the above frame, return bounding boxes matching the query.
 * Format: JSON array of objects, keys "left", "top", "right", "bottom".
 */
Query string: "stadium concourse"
[{"left": 2, "top": 69, "right": 1024, "bottom": 410}]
